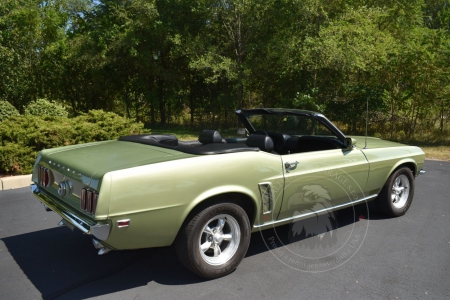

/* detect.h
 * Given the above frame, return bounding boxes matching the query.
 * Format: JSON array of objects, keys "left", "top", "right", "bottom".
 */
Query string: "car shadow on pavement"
[
  {"left": 1, "top": 227, "right": 202, "bottom": 300},
  {"left": 1, "top": 201, "right": 386, "bottom": 299},
  {"left": 246, "top": 201, "right": 386, "bottom": 257}
]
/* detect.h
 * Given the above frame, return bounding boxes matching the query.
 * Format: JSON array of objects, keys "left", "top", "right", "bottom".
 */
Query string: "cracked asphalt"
[{"left": 0, "top": 160, "right": 449, "bottom": 300}]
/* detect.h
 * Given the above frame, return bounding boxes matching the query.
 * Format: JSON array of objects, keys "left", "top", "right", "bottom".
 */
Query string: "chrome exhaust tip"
[
  {"left": 93, "top": 239, "right": 112, "bottom": 255},
  {"left": 58, "top": 219, "right": 75, "bottom": 231},
  {"left": 43, "top": 203, "right": 52, "bottom": 212},
  {"left": 92, "top": 239, "right": 103, "bottom": 250},
  {"left": 98, "top": 247, "right": 111, "bottom": 255}
]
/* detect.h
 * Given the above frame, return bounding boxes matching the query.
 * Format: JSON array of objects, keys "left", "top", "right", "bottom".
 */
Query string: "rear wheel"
[
  {"left": 375, "top": 167, "right": 415, "bottom": 217},
  {"left": 175, "top": 203, "right": 251, "bottom": 279}
]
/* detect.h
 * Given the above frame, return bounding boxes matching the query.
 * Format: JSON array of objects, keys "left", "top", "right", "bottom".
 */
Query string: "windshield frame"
[{"left": 235, "top": 108, "right": 347, "bottom": 144}]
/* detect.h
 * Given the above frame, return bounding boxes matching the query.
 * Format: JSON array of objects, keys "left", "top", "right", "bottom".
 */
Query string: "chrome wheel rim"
[
  {"left": 199, "top": 214, "right": 240, "bottom": 266},
  {"left": 391, "top": 174, "right": 410, "bottom": 209}
]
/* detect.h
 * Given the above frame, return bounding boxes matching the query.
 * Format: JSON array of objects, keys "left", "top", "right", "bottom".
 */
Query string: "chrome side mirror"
[
  {"left": 237, "top": 128, "right": 248, "bottom": 136},
  {"left": 344, "top": 137, "right": 357, "bottom": 148}
]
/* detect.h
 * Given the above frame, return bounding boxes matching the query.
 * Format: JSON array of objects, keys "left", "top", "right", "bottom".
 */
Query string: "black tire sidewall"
[
  {"left": 385, "top": 167, "right": 415, "bottom": 216},
  {"left": 184, "top": 203, "right": 251, "bottom": 279}
]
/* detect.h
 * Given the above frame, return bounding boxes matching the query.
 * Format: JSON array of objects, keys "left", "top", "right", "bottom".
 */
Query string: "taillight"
[
  {"left": 38, "top": 166, "right": 53, "bottom": 187},
  {"left": 81, "top": 188, "right": 98, "bottom": 214}
]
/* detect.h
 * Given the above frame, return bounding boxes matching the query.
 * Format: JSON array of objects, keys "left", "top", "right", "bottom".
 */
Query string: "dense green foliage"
[
  {"left": 0, "top": 100, "right": 20, "bottom": 121},
  {"left": 0, "top": 0, "right": 449, "bottom": 137},
  {"left": 24, "top": 98, "right": 69, "bottom": 117},
  {"left": 0, "top": 110, "right": 149, "bottom": 174}
]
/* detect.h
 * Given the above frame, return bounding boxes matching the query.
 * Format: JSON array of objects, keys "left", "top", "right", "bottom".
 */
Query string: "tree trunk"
[
  {"left": 147, "top": 76, "right": 155, "bottom": 127},
  {"left": 189, "top": 84, "right": 194, "bottom": 126},
  {"left": 390, "top": 94, "right": 395, "bottom": 139},
  {"left": 158, "top": 77, "right": 166, "bottom": 126},
  {"left": 124, "top": 83, "right": 131, "bottom": 119},
  {"left": 412, "top": 107, "right": 420, "bottom": 138}
]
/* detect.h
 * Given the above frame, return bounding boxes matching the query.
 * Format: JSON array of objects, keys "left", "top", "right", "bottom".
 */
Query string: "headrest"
[
  {"left": 245, "top": 134, "right": 274, "bottom": 152},
  {"left": 198, "top": 130, "right": 223, "bottom": 144}
]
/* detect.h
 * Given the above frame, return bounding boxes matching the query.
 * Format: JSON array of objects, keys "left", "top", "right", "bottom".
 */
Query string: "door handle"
[{"left": 284, "top": 161, "right": 299, "bottom": 173}]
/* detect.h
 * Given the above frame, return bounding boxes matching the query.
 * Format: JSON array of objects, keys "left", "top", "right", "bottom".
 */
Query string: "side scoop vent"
[
  {"left": 258, "top": 183, "right": 273, "bottom": 214},
  {"left": 81, "top": 188, "right": 98, "bottom": 214}
]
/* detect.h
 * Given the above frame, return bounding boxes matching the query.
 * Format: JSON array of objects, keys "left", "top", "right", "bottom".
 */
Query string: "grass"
[
  {"left": 151, "top": 127, "right": 240, "bottom": 141},
  {"left": 420, "top": 146, "right": 450, "bottom": 161},
  {"left": 384, "top": 134, "right": 450, "bottom": 162},
  {"left": 152, "top": 129, "right": 198, "bottom": 141}
]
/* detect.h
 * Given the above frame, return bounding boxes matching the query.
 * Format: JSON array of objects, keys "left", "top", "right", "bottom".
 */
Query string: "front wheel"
[
  {"left": 375, "top": 167, "right": 415, "bottom": 217},
  {"left": 175, "top": 203, "right": 251, "bottom": 279}
]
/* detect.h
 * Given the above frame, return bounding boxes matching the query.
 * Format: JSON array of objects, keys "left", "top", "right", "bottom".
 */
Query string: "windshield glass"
[{"left": 247, "top": 114, "right": 334, "bottom": 136}]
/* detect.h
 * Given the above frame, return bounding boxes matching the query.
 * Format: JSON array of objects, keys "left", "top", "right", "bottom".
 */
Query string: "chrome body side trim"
[{"left": 254, "top": 194, "right": 378, "bottom": 229}]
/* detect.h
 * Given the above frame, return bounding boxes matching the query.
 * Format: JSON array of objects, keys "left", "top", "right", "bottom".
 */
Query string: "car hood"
[
  {"left": 349, "top": 136, "right": 406, "bottom": 148},
  {"left": 38, "top": 140, "right": 194, "bottom": 188}
]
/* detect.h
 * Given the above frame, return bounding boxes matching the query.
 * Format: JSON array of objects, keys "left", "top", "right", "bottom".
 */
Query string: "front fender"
[{"left": 362, "top": 146, "right": 425, "bottom": 195}]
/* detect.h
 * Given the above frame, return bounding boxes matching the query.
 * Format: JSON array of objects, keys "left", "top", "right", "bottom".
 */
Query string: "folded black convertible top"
[{"left": 118, "top": 134, "right": 259, "bottom": 155}]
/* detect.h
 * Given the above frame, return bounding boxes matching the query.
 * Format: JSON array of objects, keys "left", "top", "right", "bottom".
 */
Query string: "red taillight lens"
[
  {"left": 86, "top": 190, "right": 92, "bottom": 212},
  {"left": 81, "top": 188, "right": 87, "bottom": 210},
  {"left": 38, "top": 166, "right": 53, "bottom": 187},
  {"left": 81, "top": 188, "right": 98, "bottom": 214},
  {"left": 92, "top": 193, "right": 98, "bottom": 213}
]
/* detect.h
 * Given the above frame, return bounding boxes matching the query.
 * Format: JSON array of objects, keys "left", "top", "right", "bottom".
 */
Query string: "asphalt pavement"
[{"left": 0, "top": 160, "right": 449, "bottom": 300}]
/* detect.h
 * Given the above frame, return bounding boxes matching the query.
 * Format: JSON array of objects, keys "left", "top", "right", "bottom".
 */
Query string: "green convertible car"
[{"left": 31, "top": 108, "right": 425, "bottom": 278}]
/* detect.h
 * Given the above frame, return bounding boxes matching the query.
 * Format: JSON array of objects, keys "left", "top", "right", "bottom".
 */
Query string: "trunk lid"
[{"left": 39, "top": 140, "right": 193, "bottom": 189}]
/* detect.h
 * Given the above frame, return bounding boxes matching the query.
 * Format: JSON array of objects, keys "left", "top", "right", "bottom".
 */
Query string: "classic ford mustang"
[{"left": 31, "top": 108, "right": 425, "bottom": 278}]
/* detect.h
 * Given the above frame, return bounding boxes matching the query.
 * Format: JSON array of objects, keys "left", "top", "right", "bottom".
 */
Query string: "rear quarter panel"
[{"left": 101, "top": 151, "right": 284, "bottom": 250}]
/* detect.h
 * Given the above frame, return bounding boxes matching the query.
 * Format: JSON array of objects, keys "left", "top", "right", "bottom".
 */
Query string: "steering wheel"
[{"left": 254, "top": 130, "right": 268, "bottom": 136}]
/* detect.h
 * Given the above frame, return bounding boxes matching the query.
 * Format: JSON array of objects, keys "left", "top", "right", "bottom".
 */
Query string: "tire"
[
  {"left": 175, "top": 203, "right": 251, "bottom": 279},
  {"left": 375, "top": 167, "right": 415, "bottom": 217}
]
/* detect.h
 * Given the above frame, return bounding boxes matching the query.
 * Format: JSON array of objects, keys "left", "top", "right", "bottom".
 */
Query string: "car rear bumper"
[{"left": 31, "top": 184, "right": 111, "bottom": 241}]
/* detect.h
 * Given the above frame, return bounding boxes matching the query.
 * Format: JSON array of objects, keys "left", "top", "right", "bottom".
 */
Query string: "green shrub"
[
  {"left": 0, "top": 110, "right": 150, "bottom": 175},
  {"left": 72, "top": 110, "right": 147, "bottom": 143},
  {"left": 24, "top": 99, "right": 68, "bottom": 117},
  {"left": 0, "top": 143, "right": 36, "bottom": 175},
  {"left": 0, "top": 100, "right": 20, "bottom": 121}
]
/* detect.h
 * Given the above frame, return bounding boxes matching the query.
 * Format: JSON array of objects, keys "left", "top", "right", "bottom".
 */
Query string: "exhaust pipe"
[
  {"left": 58, "top": 219, "right": 75, "bottom": 231},
  {"left": 92, "top": 239, "right": 112, "bottom": 255},
  {"left": 43, "top": 203, "right": 52, "bottom": 212},
  {"left": 98, "top": 248, "right": 111, "bottom": 255}
]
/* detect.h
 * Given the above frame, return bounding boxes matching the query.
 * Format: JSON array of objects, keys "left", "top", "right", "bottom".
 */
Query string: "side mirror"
[
  {"left": 237, "top": 128, "right": 248, "bottom": 136},
  {"left": 344, "top": 137, "right": 357, "bottom": 148}
]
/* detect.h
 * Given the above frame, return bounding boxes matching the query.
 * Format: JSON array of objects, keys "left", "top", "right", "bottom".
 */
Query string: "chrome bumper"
[{"left": 31, "top": 184, "right": 110, "bottom": 241}]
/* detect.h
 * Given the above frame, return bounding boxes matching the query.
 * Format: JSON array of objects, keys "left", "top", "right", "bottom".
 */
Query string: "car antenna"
[{"left": 364, "top": 97, "right": 368, "bottom": 149}]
